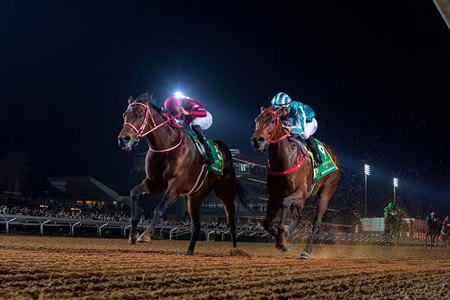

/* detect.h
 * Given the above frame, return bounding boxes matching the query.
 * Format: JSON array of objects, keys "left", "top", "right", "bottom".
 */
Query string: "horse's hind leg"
[
  {"left": 299, "top": 192, "right": 331, "bottom": 260},
  {"left": 185, "top": 195, "right": 203, "bottom": 256},
  {"left": 263, "top": 198, "right": 280, "bottom": 240},
  {"left": 129, "top": 179, "right": 151, "bottom": 244},
  {"left": 213, "top": 182, "right": 237, "bottom": 248}
]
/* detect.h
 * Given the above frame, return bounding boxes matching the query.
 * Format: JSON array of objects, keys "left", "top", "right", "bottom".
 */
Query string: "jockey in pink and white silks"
[
  {"left": 271, "top": 92, "right": 322, "bottom": 167},
  {"left": 164, "top": 93, "right": 215, "bottom": 165}
]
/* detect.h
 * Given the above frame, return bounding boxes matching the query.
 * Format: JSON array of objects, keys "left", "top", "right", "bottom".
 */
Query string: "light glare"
[
  {"left": 174, "top": 91, "right": 185, "bottom": 98},
  {"left": 393, "top": 177, "right": 398, "bottom": 187}
]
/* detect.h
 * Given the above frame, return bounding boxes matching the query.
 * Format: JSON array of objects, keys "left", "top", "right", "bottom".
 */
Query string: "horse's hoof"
[
  {"left": 280, "top": 246, "right": 290, "bottom": 253},
  {"left": 299, "top": 252, "right": 310, "bottom": 260},
  {"left": 128, "top": 232, "right": 139, "bottom": 244},
  {"left": 137, "top": 235, "right": 151, "bottom": 243},
  {"left": 184, "top": 249, "right": 194, "bottom": 256}
]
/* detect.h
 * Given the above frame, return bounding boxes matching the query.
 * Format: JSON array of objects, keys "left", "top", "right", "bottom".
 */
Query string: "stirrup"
[
  {"left": 313, "top": 157, "right": 322, "bottom": 168},
  {"left": 203, "top": 157, "right": 215, "bottom": 165}
]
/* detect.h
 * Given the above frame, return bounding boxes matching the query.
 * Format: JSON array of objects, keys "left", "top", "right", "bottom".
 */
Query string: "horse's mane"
[
  {"left": 135, "top": 92, "right": 152, "bottom": 103},
  {"left": 131, "top": 92, "right": 166, "bottom": 118}
]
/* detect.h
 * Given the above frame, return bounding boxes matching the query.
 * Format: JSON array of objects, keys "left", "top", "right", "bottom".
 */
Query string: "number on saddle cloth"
[
  {"left": 294, "top": 138, "right": 339, "bottom": 180},
  {"left": 184, "top": 130, "right": 224, "bottom": 174}
]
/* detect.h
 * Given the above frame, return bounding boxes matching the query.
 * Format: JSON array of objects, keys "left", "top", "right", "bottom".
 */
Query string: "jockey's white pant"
[
  {"left": 299, "top": 118, "right": 318, "bottom": 140},
  {"left": 191, "top": 112, "right": 213, "bottom": 130}
]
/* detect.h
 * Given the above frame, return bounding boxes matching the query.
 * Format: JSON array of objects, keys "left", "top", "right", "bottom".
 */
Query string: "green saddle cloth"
[
  {"left": 184, "top": 130, "right": 224, "bottom": 174},
  {"left": 303, "top": 139, "right": 338, "bottom": 181}
]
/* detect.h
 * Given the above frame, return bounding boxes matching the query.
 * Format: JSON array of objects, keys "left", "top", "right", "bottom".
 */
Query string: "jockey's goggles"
[{"left": 273, "top": 104, "right": 290, "bottom": 110}]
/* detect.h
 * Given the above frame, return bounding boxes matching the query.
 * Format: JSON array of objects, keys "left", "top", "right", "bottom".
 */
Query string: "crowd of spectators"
[{"left": 0, "top": 194, "right": 269, "bottom": 231}]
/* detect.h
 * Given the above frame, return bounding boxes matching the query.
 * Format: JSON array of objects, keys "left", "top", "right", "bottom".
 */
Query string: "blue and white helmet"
[{"left": 271, "top": 92, "right": 291, "bottom": 108}]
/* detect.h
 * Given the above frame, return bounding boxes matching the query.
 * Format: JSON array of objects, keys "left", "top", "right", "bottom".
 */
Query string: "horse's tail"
[
  {"left": 213, "top": 139, "right": 250, "bottom": 211},
  {"left": 235, "top": 179, "right": 250, "bottom": 211}
]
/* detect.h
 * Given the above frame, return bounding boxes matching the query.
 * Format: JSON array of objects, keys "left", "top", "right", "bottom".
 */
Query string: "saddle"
[{"left": 184, "top": 130, "right": 223, "bottom": 174}]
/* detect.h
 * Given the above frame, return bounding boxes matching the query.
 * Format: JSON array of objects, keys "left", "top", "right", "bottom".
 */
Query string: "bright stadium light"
[
  {"left": 364, "top": 164, "right": 371, "bottom": 176},
  {"left": 393, "top": 177, "right": 398, "bottom": 204},
  {"left": 174, "top": 91, "right": 185, "bottom": 98},
  {"left": 364, "top": 164, "right": 370, "bottom": 218}
]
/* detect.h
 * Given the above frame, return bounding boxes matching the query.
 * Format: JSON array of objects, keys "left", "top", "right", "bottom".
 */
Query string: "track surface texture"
[{"left": 0, "top": 236, "right": 449, "bottom": 299}]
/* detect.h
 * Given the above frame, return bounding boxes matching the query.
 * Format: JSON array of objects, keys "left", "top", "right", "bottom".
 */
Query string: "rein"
[
  {"left": 124, "top": 102, "right": 183, "bottom": 153},
  {"left": 260, "top": 108, "right": 306, "bottom": 176}
]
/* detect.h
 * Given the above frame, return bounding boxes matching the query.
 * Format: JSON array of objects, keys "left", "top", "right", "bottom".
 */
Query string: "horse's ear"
[
  {"left": 260, "top": 106, "right": 265, "bottom": 112},
  {"left": 128, "top": 96, "right": 134, "bottom": 104}
]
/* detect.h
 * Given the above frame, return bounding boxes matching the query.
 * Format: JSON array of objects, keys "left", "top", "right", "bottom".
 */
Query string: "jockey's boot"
[
  {"left": 192, "top": 125, "right": 215, "bottom": 165},
  {"left": 305, "top": 136, "right": 322, "bottom": 167}
]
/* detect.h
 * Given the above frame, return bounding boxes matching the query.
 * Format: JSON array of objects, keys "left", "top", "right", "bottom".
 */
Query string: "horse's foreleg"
[
  {"left": 129, "top": 182, "right": 147, "bottom": 244},
  {"left": 276, "top": 197, "right": 292, "bottom": 252},
  {"left": 263, "top": 199, "right": 279, "bottom": 239},
  {"left": 150, "top": 187, "right": 179, "bottom": 238}
]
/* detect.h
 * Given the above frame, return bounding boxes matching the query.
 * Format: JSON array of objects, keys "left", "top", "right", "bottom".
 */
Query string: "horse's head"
[
  {"left": 118, "top": 92, "right": 154, "bottom": 151},
  {"left": 251, "top": 107, "right": 286, "bottom": 152}
]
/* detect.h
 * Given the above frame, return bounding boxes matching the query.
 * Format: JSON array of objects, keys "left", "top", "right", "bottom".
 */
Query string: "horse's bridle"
[
  {"left": 259, "top": 108, "right": 308, "bottom": 175},
  {"left": 123, "top": 102, "right": 183, "bottom": 152},
  {"left": 260, "top": 108, "right": 291, "bottom": 144}
]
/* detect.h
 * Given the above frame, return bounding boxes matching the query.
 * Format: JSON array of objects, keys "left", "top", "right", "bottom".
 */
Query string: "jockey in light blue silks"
[{"left": 271, "top": 92, "right": 322, "bottom": 167}]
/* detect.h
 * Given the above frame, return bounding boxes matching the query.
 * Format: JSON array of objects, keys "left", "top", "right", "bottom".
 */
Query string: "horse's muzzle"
[
  {"left": 251, "top": 136, "right": 267, "bottom": 152},
  {"left": 118, "top": 136, "right": 138, "bottom": 151}
]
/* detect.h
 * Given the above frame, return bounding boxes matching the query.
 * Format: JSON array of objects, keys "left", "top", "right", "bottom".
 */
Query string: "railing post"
[
  {"left": 123, "top": 225, "right": 131, "bottom": 237},
  {"left": 6, "top": 218, "right": 17, "bottom": 234},
  {"left": 71, "top": 221, "right": 81, "bottom": 236},
  {"left": 40, "top": 219, "right": 51, "bottom": 235},
  {"left": 98, "top": 223, "right": 109, "bottom": 237},
  {"left": 169, "top": 227, "right": 178, "bottom": 240}
]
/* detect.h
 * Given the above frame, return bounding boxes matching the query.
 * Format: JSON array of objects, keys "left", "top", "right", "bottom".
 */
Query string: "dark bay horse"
[
  {"left": 118, "top": 93, "right": 245, "bottom": 255},
  {"left": 384, "top": 209, "right": 407, "bottom": 246},
  {"left": 251, "top": 108, "right": 341, "bottom": 259},
  {"left": 425, "top": 218, "right": 442, "bottom": 249}
]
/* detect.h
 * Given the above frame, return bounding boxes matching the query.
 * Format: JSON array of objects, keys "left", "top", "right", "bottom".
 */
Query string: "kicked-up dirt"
[{"left": 0, "top": 235, "right": 449, "bottom": 299}]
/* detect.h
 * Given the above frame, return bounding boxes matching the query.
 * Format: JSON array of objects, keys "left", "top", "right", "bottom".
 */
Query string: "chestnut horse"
[
  {"left": 251, "top": 108, "right": 341, "bottom": 259},
  {"left": 118, "top": 93, "right": 246, "bottom": 255}
]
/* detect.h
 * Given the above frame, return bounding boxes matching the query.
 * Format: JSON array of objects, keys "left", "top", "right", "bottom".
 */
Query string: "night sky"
[{"left": 1, "top": 1, "right": 449, "bottom": 210}]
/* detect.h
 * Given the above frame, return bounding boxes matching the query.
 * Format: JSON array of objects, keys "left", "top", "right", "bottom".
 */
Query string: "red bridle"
[
  {"left": 260, "top": 108, "right": 291, "bottom": 144},
  {"left": 123, "top": 102, "right": 183, "bottom": 152},
  {"left": 259, "top": 108, "right": 308, "bottom": 175}
]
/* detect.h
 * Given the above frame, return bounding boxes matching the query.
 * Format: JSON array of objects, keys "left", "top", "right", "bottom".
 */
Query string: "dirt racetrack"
[{"left": 0, "top": 236, "right": 449, "bottom": 299}]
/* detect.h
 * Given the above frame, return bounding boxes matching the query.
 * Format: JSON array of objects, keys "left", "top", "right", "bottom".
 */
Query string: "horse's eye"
[
  {"left": 271, "top": 119, "right": 276, "bottom": 124},
  {"left": 137, "top": 113, "right": 143, "bottom": 119}
]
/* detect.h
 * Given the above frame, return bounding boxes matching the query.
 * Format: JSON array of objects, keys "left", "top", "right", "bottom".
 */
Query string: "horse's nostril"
[
  {"left": 123, "top": 136, "right": 131, "bottom": 142},
  {"left": 257, "top": 137, "right": 265, "bottom": 143}
]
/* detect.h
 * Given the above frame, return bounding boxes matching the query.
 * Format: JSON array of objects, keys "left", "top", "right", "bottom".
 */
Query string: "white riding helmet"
[{"left": 271, "top": 92, "right": 291, "bottom": 108}]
